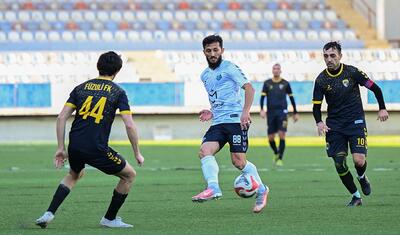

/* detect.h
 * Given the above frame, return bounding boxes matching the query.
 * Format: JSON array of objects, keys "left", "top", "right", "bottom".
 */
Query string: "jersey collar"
[
  {"left": 325, "top": 63, "right": 343, "bottom": 78},
  {"left": 272, "top": 77, "right": 282, "bottom": 83},
  {"left": 97, "top": 76, "right": 113, "bottom": 81}
]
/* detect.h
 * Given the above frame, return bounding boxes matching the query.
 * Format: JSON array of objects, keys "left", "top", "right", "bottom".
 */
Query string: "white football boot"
[
  {"left": 100, "top": 216, "right": 133, "bottom": 228},
  {"left": 35, "top": 211, "right": 55, "bottom": 228}
]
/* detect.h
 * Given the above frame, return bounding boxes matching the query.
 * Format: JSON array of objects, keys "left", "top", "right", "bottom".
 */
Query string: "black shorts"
[
  {"left": 325, "top": 123, "right": 368, "bottom": 157},
  {"left": 267, "top": 113, "right": 288, "bottom": 134},
  {"left": 202, "top": 123, "right": 248, "bottom": 153},
  {"left": 68, "top": 146, "right": 126, "bottom": 175}
]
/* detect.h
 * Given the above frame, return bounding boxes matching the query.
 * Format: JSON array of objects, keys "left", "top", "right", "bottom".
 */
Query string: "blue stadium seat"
[{"left": 0, "top": 22, "right": 12, "bottom": 32}]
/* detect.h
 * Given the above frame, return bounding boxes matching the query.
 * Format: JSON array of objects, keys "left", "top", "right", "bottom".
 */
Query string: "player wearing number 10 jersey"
[{"left": 35, "top": 51, "right": 144, "bottom": 228}]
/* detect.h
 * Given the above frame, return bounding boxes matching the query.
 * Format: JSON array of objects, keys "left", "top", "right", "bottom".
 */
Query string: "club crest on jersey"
[
  {"left": 216, "top": 74, "right": 222, "bottom": 81},
  {"left": 279, "top": 84, "right": 284, "bottom": 90},
  {"left": 269, "top": 85, "right": 273, "bottom": 90},
  {"left": 342, "top": 79, "right": 349, "bottom": 87}
]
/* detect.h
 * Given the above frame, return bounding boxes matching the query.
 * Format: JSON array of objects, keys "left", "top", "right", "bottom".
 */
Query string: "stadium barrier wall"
[
  {"left": 0, "top": 111, "right": 398, "bottom": 143},
  {"left": 0, "top": 80, "right": 399, "bottom": 115}
]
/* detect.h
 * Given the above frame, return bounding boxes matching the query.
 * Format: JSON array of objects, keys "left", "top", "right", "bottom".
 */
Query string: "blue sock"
[
  {"left": 201, "top": 155, "right": 219, "bottom": 189},
  {"left": 242, "top": 161, "right": 267, "bottom": 192},
  {"left": 353, "top": 190, "right": 361, "bottom": 198}
]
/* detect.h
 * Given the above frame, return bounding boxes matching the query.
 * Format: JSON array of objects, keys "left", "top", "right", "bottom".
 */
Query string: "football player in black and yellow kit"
[
  {"left": 260, "top": 64, "right": 299, "bottom": 166},
  {"left": 312, "top": 42, "right": 389, "bottom": 207},
  {"left": 36, "top": 51, "right": 144, "bottom": 228}
]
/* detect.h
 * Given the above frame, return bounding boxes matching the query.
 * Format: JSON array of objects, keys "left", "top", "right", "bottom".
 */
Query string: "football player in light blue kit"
[{"left": 192, "top": 35, "right": 269, "bottom": 213}]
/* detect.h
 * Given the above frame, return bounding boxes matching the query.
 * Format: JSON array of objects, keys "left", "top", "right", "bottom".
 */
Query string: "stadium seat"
[
  {"left": 115, "top": 31, "right": 127, "bottom": 41},
  {"left": 110, "top": 11, "right": 123, "bottom": 21},
  {"left": 71, "top": 11, "right": 83, "bottom": 22},
  {"left": 213, "top": 11, "right": 225, "bottom": 21},
  {"left": 8, "top": 31, "right": 20, "bottom": 42},
  {"left": 61, "top": 31, "right": 73, "bottom": 41},
  {"left": 127, "top": 31, "right": 140, "bottom": 41},
  {"left": 187, "top": 10, "right": 199, "bottom": 21},
  {"left": 0, "top": 32, "right": 7, "bottom": 42},
  {"left": 101, "top": 31, "right": 113, "bottom": 41},
  {"left": 34, "top": 31, "right": 47, "bottom": 42},
  {"left": 123, "top": 11, "right": 135, "bottom": 21},
  {"left": 276, "top": 10, "right": 288, "bottom": 21},
  {"left": 57, "top": 11, "right": 70, "bottom": 22},
  {"left": 48, "top": 31, "right": 60, "bottom": 41},
  {"left": 269, "top": 30, "right": 281, "bottom": 41},
  {"left": 250, "top": 11, "right": 262, "bottom": 21},
  {"left": 237, "top": 10, "right": 250, "bottom": 20}
]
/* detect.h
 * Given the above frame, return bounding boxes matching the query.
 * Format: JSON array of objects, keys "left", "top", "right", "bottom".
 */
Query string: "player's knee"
[
  {"left": 352, "top": 154, "right": 366, "bottom": 167},
  {"left": 332, "top": 154, "right": 348, "bottom": 175},
  {"left": 198, "top": 148, "right": 212, "bottom": 158},
  {"left": 119, "top": 165, "right": 136, "bottom": 184},
  {"left": 231, "top": 157, "right": 246, "bottom": 170}
]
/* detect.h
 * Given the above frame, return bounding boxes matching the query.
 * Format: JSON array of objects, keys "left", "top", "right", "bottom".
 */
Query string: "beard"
[{"left": 207, "top": 56, "right": 222, "bottom": 70}]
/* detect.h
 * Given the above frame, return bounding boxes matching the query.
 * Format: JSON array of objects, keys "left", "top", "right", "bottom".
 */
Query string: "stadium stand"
[{"left": 0, "top": 0, "right": 365, "bottom": 50}]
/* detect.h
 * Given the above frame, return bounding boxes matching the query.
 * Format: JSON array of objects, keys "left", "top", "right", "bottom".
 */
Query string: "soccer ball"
[{"left": 233, "top": 173, "right": 259, "bottom": 198}]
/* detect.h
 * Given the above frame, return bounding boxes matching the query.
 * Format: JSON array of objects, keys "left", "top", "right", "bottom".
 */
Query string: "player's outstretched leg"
[
  {"left": 35, "top": 170, "right": 81, "bottom": 228},
  {"left": 192, "top": 155, "right": 222, "bottom": 202},
  {"left": 332, "top": 155, "right": 362, "bottom": 206},
  {"left": 240, "top": 160, "right": 269, "bottom": 213}
]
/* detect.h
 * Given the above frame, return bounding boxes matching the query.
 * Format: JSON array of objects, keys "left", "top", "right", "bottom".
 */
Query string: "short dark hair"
[
  {"left": 97, "top": 51, "right": 122, "bottom": 76},
  {"left": 202, "top": 34, "right": 223, "bottom": 49},
  {"left": 323, "top": 41, "right": 342, "bottom": 54}
]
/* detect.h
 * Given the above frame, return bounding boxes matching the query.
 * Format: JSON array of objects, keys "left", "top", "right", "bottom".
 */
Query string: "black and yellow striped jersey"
[
  {"left": 312, "top": 63, "right": 374, "bottom": 124},
  {"left": 65, "top": 77, "right": 131, "bottom": 153},
  {"left": 261, "top": 78, "right": 293, "bottom": 115}
]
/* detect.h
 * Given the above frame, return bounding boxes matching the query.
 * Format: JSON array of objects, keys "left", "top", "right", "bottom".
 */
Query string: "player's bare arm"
[
  {"left": 54, "top": 105, "right": 75, "bottom": 169},
  {"left": 241, "top": 83, "right": 254, "bottom": 130},
  {"left": 121, "top": 113, "right": 144, "bottom": 166}
]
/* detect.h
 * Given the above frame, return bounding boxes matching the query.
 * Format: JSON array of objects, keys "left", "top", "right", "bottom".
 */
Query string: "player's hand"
[
  {"left": 377, "top": 109, "right": 389, "bottom": 122},
  {"left": 240, "top": 112, "right": 251, "bottom": 130},
  {"left": 135, "top": 153, "right": 144, "bottom": 167},
  {"left": 293, "top": 113, "right": 299, "bottom": 123},
  {"left": 259, "top": 110, "right": 266, "bottom": 119},
  {"left": 199, "top": 109, "right": 213, "bottom": 122},
  {"left": 317, "top": 121, "right": 330, "bottom": 136},
  {"left": 54, "top": 149, "right": 67, "bottom": 169}
]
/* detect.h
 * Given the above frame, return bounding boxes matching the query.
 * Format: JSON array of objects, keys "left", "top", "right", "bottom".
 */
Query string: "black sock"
[
  {"left": 269, "top": 140, "right": 278, "bottom": 154},
  {"left": 355, "top": 161, "right": 367, "bottom": 178},
  {"left": 47, "top": 184, "right": 70, "bottom": 214},
  {"left": 278, "top": 139, "right": 285, "bottom": 159},
  {"left": 104, "top": 189, "right": 128, "bottom": 220},
  {"left": 339, "top": 172, "right": 358, "bottom": 195}
]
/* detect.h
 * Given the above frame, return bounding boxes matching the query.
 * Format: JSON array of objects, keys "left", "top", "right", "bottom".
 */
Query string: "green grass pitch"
[{"left": 0, "top": 144, "right": 399, "bottom": 235}]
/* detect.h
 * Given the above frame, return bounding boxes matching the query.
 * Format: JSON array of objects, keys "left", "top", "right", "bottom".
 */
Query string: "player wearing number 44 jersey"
[
  {"left": 312, "top": 42, "right": 389, "bottom": 207},
  {"left": 191, "top": 35, "right": 269, "bottom": 213},
  {"left": 35, "top": 51, "right": 144, "bottom": 228}
]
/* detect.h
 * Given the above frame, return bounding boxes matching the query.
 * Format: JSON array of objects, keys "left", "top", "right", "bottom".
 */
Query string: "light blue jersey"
[{"left": 200, "top": 60, "right": 249, "bottom": 125}]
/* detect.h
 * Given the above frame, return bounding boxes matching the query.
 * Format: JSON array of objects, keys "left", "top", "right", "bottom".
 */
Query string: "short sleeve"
[
  {"left": 312, "top": 79, "right": 324, "bottom": 104},
  {"left": 65, "top": 88, "right": 77, "bottom": 109},
  {"left": 354, "top": 68, "right": 374, "bottom": 89},
  {"left": 118, "top": 90, "right": 132, "bottom": 115},
  {"left": 229, "top": 63, "right": 249, "bottom": 88}
]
